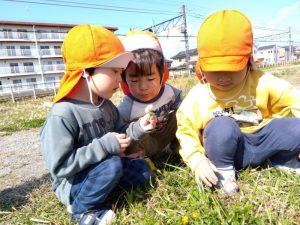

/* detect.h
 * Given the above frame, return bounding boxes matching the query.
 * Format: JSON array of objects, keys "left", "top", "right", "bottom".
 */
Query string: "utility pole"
[
  {"left": 289, "top": 27, "right": 292, "bottom": 62},
  {"left": 142, "top": 5, "right": 190, "bottom": 76},
  {"left": 181, "top": 4, "right": 190, "bottom": 77}
]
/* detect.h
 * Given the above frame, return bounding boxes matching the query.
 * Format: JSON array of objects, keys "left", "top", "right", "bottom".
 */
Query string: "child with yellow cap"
[
  {"left": 176, "top": 10, "right": 300, "bottom": 194},
  {"left": 40, "top": 24, "right": 157, "bottom": 225},
  {"left": 118, "top": 30, "right": 183, "bottom": 159}
]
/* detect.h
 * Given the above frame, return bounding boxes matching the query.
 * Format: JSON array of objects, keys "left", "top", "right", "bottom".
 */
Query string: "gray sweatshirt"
[
  {"left": 40, "top": 98, "right": 145, "bottom": 206},
  {"left": 118, "top": 84, "right": 182, "bottom": 157}
]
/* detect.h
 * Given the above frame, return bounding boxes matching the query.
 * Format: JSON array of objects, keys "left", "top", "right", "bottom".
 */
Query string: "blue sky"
[{"left": 0, "top": 0, "right": 299, "bottom": 59}]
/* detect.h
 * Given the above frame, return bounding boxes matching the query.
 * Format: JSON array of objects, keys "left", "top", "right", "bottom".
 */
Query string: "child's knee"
[
  {"left": 105, "top": 155, "right": 123, "bottom": 179},
  {"left": 204, "top": 117, "right": 239, "bottom": 140}
]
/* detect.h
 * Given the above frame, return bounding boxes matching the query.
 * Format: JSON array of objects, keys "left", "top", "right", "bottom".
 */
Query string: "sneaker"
[
  {"left": 215, "top": 166, "right": 239, "bottom": 194},
  {"left": 78, "top": 209, "right": 116, "bottom": 225},
  {"left": 269, "top": 155, "right": 300, "bottom": 174}
]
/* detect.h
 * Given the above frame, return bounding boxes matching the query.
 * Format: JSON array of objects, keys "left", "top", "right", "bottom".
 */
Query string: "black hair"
[
  {"left": 85, "top": 68, "right": 95, "bottom": 76},
  {"left": 121, "top": 49, "right": 164, "bottom": 83}
]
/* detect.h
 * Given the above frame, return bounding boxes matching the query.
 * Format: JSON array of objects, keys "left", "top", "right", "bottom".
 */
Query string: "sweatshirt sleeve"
[
  {"left": 114, "top": 102, "right": 146, "bottom": 141},
  {"left": 171, "top": 85, "right": 183, "bottom": 110},
  {"left": 262, "top": 74, "right": 300, "bottom": 117},
  {"left": 176, "top": 87, "right": 208, "bottom": 171},
  {"left": 40, "top": 115, "right": 120, "bottom": 179},
  {"left": 117, "top": 96, "right": 133, "bottom": 123}
]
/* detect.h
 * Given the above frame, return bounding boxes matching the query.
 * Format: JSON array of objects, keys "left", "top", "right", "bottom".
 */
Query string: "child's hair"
[
  {"left": 122, "top": 48, "right": 164, "bottom": 81},
  {"left": 85, "top": 68, "right": 95, "bottom": 76}
]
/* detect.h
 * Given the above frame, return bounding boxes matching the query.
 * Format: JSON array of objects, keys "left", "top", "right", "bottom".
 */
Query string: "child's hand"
[
  {"left": 114, "top": 133, "right": 131, "bottom": 155},
  {"left": 139, "top": 113, "right": 158, "bottom": 131},
  {"left": 194, "top": 158, "right": 219, "bottom": 187}
]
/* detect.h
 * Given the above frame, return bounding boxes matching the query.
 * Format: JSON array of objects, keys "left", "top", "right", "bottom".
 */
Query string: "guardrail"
[{"left": 0, "top": 81, "right": 60, "bottom": 102}]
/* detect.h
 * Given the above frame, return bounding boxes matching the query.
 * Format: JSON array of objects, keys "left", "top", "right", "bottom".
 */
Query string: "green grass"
[
  {"left": 0, "top": 96, "right": 52, "bottom": 134},
  {"left": 0, "top": 154, "right": 299, "bottom": 224},
  {"left": 0, "top": 74, "right": 300, "bottom": 224},
  {"left": 0, "top": 77, "right": 196, "bottom": 134}
]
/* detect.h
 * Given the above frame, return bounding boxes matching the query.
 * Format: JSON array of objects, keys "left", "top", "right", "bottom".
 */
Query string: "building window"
[
  {"left": 40, "top": 46, "right": 50, "bottom": 55},
  {"left": 43, "top": 61, "right": 53, "bottom": 71},
  {"left": 26, "top": 77, "right": 36, "bottom": 84},
  {"left": 51, "top": 30, "right": 59, "bottom": 39},
  {"left": 45, "top": 76, "right": 55, "bottom": 87},
  {"left": 56, "top": 60, "right": 64, "bottom": 70},
  {"left": 13, "top": 79, "right": 22, "bottom": 84},
  {"left": 23, "top": 62, "right": 34, "bottom": 73},
  {"left": 6, "top": 46, "right": 16, "bottom": 56},
  {"left": 25, "top": 78, "right": 36, "bottom": 88},
  {"left": 54, "top": 45, "right": 61, "bottom": 55},
  {"left": 37, "top": 30, "right": 48, "bottom": 39},
  {"left": 3, "top": 29, "right": 13, "bottom": 39},
  {"left": 26, "top": 78, "right": 36, "bottom": 83},
  {"left": 10, "top": 63, "right": 19, "bottom": 73},
  {"left": 17, "top": 29, "right": 28, "bottom": 39},
  {"left": 13, "top": 79, "right": 22, "bottom": 91},
  {"left": 20, "top": 46, "right": 31, "bottom": 56}
]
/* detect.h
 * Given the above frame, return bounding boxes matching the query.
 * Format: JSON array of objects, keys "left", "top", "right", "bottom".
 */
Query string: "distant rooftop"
[
  {"left": 0, "top": 20, "right": 118, "bottom": 31},
  {"left": 171, "top": 48, "right": 197, "bottom": 59}
]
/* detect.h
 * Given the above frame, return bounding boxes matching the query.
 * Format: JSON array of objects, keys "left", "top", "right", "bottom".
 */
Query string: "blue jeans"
[
  {"left": 70, "top": 155, "right": 150, "bottom": 216},
  {"left": 204, "top": 117, "right": 300, "bottom": 169}
]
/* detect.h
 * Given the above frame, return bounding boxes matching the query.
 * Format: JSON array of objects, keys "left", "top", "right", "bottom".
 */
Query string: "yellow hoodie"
[{"left": 176, "top": 70, "right": 300, "bottom": 170}]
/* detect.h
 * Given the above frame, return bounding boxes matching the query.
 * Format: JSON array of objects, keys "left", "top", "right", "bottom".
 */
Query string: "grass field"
[{"left": 0, "top": 75, "right": 300, "bottom": 225}]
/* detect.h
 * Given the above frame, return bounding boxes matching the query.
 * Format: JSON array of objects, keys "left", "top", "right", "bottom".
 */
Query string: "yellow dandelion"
[
  {"left": 180, "top": 215, "right": 189, "bottom": 225},
  {"left": 191, "top": 212, "right": 200, "bottom": 219}
]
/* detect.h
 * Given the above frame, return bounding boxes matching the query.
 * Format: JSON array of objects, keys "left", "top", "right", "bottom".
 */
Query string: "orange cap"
[
  {"left": 53, "top": 24, "right": 133, "bottom": 103},
  {"left": 197, "top": 10, "right": 253, "bottom": 72},
  {"left": 120, "top": 30, "right": 169, "bottom": 96}
]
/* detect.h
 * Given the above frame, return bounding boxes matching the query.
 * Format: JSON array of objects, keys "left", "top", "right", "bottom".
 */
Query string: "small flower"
[
  {"left": 191, "top": 212, "right": 200, "bottom": 219},
  {"left": 180, "top": 215, "right": 189, "bottom": 225},
  {"left": 145, "top": 104, "right": 154, "bottom": 113}
]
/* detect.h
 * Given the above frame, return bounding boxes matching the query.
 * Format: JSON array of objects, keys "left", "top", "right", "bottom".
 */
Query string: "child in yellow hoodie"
[{"left": 176, "top": 10, "right": 300, "bottom": 194}]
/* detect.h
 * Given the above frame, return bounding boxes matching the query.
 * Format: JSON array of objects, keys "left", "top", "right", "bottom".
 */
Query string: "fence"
[{"left": 0, "top": 81, "right": 60, "bottom": 102}]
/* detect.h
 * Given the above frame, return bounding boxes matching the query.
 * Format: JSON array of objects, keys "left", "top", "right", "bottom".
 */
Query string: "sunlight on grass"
[
  {"left": 1, "top": 158, "right": 299, "bottom": 224},
  {"left": 1, "top": 75, "right": 300, "bottom": 224}
]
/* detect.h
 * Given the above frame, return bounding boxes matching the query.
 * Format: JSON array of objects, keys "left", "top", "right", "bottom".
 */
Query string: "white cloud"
[
  {"left": 159, "top": 22, "right": 196, "bottom": 59},
  {"left": 268, "top": 1, "right": 300, "bottom": 27}
]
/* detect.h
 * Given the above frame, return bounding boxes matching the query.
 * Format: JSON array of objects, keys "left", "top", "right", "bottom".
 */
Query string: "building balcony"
[
  {"left": 0, "top": 48, "right": 62, "bottom": 59},
  {"left": 0, "top": 64, "right": 65, "bottom": 77},
  {"left": 0, "top": 31, "right": 35, "bottom": 41},
  {"left": 0, "top": 30, "right": 66, "bottom": 42}
]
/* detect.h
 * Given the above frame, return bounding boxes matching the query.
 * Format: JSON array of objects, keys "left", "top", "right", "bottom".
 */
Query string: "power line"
[
  {"left": 0, "top": 0, "right": 178, "bottom": 15},
  {"left": 44, "top": 0, "right": 176, "bottom": 14}
]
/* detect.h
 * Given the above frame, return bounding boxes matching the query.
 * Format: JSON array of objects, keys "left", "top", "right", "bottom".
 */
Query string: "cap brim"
[
  {"left": 200, "top": 55, "right": 249, "bottom": 72},
  {"left": 99, "top": 51, "right": 133, "bottom": 69}
]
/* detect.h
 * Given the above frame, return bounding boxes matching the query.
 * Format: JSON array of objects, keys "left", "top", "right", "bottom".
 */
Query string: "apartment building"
[{"left": 0, "top": 21, "right": 117, "bottom": 95}]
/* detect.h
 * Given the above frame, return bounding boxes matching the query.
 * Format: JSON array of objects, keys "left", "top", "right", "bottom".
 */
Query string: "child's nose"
[
  {"left": 116, "top": 73, "right": 122, "bottom": 82},
  {"left": 139, "top": 81, "right": 148, "bottom": 90},
  {"left": 218, "top": 75, "right": 231, "bottom": 82}
]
